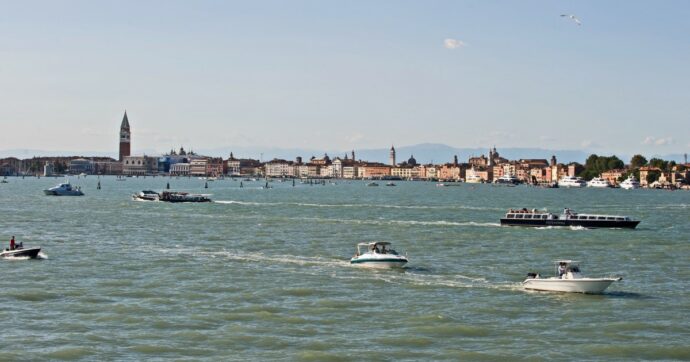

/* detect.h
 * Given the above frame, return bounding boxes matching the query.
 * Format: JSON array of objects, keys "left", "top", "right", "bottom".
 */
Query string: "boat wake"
[
  {"left": 144, "top": 246, "right": 520, "bottom": 292},
  {"left": 213, "top": 200, "right": 503, "bottom": 211},
  {"left": 287, "top": 216, "right": 502, "bottom": 228}
]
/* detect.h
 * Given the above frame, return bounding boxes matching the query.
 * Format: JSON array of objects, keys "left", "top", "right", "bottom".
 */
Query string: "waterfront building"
[
  {"left": 170, "top": 162, "right": 190, "bottom": 176},
  {"left": 357, "top": 162, "right": 391, "bottom": 179},
  {"left": 206, "top": 157, "right": 225, "bottom": 177},
  {"left": 69, "top": 158, "right": 94, "bottom": 174},
  {"left": 265, "top": 159, "right": 295, "bottom": 177},
  {"left": 437, "top": 163, "right": 462, "bottom": 181},
  {"left": 469, "top": 154, "right": 488, "bottom": 168},
  {"left": 189, "top": 158, "right": 208, "bottom": 177},
  {"left": 391, "top": 165, "right": 414, "bottom": 179},
  {"left": 0, "top": 157, "right": 21, "bottom": 176},
  {"left": 601, "top": 169, "right": 626, "bottom": 186},
  {"left": 123, "top": 155, "right": 157, "bottom": 175},
  {"left": 119, "top": 111, "right": 131, "bottom": 162}
]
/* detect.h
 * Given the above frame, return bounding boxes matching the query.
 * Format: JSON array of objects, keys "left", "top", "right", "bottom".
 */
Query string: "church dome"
[{"left": 408, "top": 155, "right": 417, "bottom": 166}]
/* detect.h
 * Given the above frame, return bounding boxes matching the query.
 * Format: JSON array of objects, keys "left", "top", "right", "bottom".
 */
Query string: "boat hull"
[
  {"left": 500, "top": 218, "right": 639, "bottom": 229},
  {"left": 350, "top": 257, "right": 408, "bottom": 268},
  {"left": 523, "top": 278, "right": 619, "bottom": 294},
  {"left": 43, "top": 190, "right": 83, "bottom": 196},
  {"left": 1, "top": 247, "right": 41, "bottom": 259}
]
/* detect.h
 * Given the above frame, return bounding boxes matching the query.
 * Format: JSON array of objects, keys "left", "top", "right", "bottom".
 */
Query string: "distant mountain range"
[{"left": 1, "top": 144, "right": 687, "bottom": 165}]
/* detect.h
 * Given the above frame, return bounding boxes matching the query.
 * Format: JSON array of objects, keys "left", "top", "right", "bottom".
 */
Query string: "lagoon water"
[{"left": 1, "top": 177, "right": 689, "bottom": 361}]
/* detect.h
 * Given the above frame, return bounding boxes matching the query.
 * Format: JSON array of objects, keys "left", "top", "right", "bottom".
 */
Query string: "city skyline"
[{"left": 1, "top": 1, "right": 689, "bottom": 156}]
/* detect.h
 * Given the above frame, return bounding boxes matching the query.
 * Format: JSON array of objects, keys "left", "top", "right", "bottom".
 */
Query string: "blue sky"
[{"left": 1, "top": 0, "right": 688, "bottom": 157}]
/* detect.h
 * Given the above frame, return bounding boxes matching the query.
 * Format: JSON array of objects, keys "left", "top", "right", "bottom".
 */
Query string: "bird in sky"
[{"left": 560, "top": 14, "right": 581, "bottom": 26}]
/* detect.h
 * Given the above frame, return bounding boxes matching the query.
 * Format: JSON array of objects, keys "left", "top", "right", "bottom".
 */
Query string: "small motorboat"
[
  {"left": 44, "top": 181, "right": 84, "bottom": 196},
  {"left": 385, "top": 182, "right": 396, "bottom": 186},
  {"left": 366, "top": 182, "right": 379, "bottom": 187},
  {"left": 350, "top": 242, "right": 408, "bottom": 268},
  {"left": 1, "top": 242, "right": 41, "bottom": 259},
  {"left": 132, "top": 190, "right": 160, "bottom": 201},
  {"left": 523, "top": 260, "right": 622, "bottom": 294}
]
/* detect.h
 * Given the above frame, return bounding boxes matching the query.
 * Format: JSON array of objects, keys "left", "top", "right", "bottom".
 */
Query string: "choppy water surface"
[{"left": 1, "top": 177, "right": 689, "bottom": 360}]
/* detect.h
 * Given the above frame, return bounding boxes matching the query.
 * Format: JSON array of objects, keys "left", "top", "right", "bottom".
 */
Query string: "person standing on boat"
[
  {"left": 9, "top": 236, "right": 15, "bottom": 250},
  {"left": 558, "top": 263, "right": 566, "bottom": 278}
]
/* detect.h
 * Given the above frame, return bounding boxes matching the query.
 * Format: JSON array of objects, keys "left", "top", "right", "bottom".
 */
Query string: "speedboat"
[
  {"left": 366, "top": 182, "right": 379, "bottom": 187},
  {"left": 523, "top": 260, "right": 622, "bottom": 294},
  {"left": 132, "top": 190, "right": 160, "bottom": 201},
  {"left": 620, "top": 176, "right": 640, "bottom": 190},
  {"left": 350, "top": 242, "right": 408, "bottom": 268},
  {"left": 586, "top": 177, "right": 611, "bottom": 188},
  {"left": 558, "top": 176, "right": 586, "bottom": 188},
  {"left": 500, "top": 208, "right": 640, "bottom": 228},
  {"left": 385, "top": 182, "right": 396, "bottom": 186},
  {"left": 44, "top": 182, "right": 84, "bottom": 196},
  {"left": 494, "top": 174, "right": 520, "bottom": 185},
  {"left": 1, "top": 242, "right": 41, "bottom": 259}
]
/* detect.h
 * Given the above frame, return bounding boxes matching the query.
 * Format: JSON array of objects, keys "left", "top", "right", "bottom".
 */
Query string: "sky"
[{"left": 1, "top": 0, "right": 689, "bottom": 158}]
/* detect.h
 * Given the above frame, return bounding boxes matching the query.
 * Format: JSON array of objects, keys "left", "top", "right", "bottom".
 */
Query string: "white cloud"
[
  {"left": 444, "top": 38, "right": 466, "bottom": 49},
  {"left": 642, "top": 136, "right": 673, "bottom": 146}
]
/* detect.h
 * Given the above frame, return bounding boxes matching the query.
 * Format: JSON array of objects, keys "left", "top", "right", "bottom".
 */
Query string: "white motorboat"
[
  {"left": 43, "top": 181, "right": 84, "bottom": 196},
  {"left": 620, "top": 176, "right": 640, "bottom": 190},
  {"left": 350, "top": 242, "right": 408, "bottom": 268},
  {"left": 132, "top": 190, "right": 160, "bottom": 201},
  {"left": 366, "top": 182, "right": 379, "bottom": 187},
  {"left": 494, "top": 174, "right": 520, "bottom": 185},
  {"left": 558, "top": 176, "right": 586, "bottom": 188},
  {"left": 1, "top": 242, "right": 41, "bottom": 259},
  {"left": 523, "top": 260, "right": 621, "bottom": 294},
  {"left": 586, "top": 177, "right": 611, "bottom": 188}
]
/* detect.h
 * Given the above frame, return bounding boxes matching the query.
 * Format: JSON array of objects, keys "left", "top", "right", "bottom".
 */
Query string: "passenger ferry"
[
  {"left": 500, "top": 208, "right": 640, "bottom": 229},
  {"left": 557, "top": 176, "right": 586, "bottom": 188}
]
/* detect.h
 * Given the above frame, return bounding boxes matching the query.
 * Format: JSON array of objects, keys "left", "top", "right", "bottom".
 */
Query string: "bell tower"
[
  {"left": 119, "top": 111, "right": 131, "bottom": 161},
  {"left": 389, "top": 145, "right": 396, "bottom": 166}
]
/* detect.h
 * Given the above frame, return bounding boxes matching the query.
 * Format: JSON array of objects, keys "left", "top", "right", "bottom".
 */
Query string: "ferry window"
[
  {"left": 616, "top": 217, "right": 623, "bottom": 221},
  {"left": 607, "top": 217, "right": 614, "bottom": 220},
  {"left": 597, "top": 216, "right": 605, "bottom": 220},
  {"left": 525, "top": 214, "right": 532, "bottom": 219},
  {"left": 507, "top": 214, "right": 515, "bottom": 219},
  {"left": 516, "top": 214, "right": 524, "bottom": 219},
  {"left": 588, "top": 216, "right": 596, "bottom": 220},
  {"left": 542, "top": 215, "right": 548, "bottom": 219}
]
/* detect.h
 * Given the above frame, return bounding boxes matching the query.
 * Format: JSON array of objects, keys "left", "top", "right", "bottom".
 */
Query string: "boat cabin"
[
  {"left": 355, "top": 242, "right": 398, "bottom": 256},
  {"left": 554, "top": 260, "right": 583, "bottom": 279}
]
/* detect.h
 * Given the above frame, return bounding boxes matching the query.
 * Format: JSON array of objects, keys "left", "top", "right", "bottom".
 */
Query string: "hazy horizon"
[{"left": 1, "top": 1, "right": 689, "bottom": 156}]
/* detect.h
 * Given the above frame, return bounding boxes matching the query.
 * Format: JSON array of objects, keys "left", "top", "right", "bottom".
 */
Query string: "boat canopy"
[{"left": 357, "top": 241, "right": 391, "bottom": 247}]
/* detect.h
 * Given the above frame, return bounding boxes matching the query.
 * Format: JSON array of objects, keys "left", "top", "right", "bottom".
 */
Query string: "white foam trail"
[
  {"left": 213, "top": 200, "right": 503, "bottom": 211},
  {"left": 287, "top": 216, "right": 501, "bottom": 228}
]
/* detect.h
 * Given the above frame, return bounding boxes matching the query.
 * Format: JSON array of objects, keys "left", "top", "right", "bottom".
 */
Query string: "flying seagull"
[{"left": 560, "top": 14, "right": 581, "bottom": 26}]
